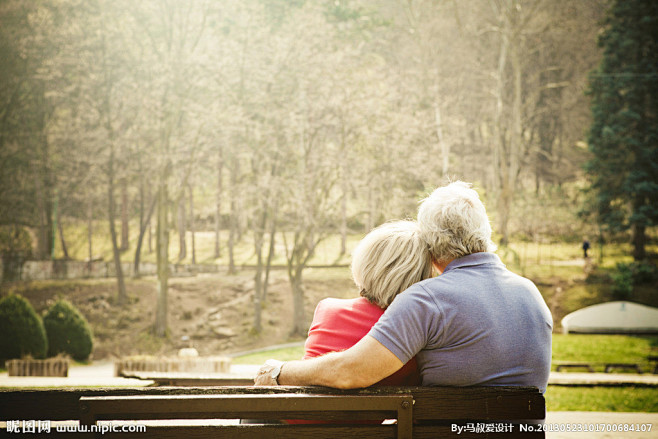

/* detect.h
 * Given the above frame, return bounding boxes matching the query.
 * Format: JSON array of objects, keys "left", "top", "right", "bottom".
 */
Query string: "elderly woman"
[
  {"left": 302, "top": 220, "right": 432, "bottom": 386},
  {"left": 257, "top": 181, "right": 552, "bottom": 394}
]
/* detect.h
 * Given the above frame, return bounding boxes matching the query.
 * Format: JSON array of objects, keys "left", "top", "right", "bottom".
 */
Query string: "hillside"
[{"left": 0, "top": 268, "right": 354, "bottom": 360}]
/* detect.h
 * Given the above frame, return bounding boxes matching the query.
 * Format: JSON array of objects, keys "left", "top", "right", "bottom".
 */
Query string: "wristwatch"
[{"left": 265, "top": 359, "right": 285, "bottom": 385}]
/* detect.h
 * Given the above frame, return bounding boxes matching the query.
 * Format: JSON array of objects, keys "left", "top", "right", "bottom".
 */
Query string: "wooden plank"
[
  {"left": 604, "top": 363, "right": 643, "bottom": 374},
  {"left": 81, "top": 394, "right": 414, "bottom": 439},
  {"left": 79, "top": 394, "right": 413, "bottom": 421},
  {"left": 119, "top": 371, "right": 253, "bottom": 386},
  {"left": 555, "top": 363, "right": 595, "bottom": 373},
  {"left": 1, "top": 386, "right": 544, "bottom": 423},
  {"left": 399, "top": 386, "right": 545, "bottom": 421},
  {"left": 87, "top": 424, "right": 395, "bottom": 439}
]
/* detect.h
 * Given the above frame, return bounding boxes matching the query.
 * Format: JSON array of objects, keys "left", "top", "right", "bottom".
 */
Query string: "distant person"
[
  {"left": 256, "top": 181, "right": 553, "bottom": 394},
  {"left": 582, "top": 239, "right": 590, "bottom": 259}
]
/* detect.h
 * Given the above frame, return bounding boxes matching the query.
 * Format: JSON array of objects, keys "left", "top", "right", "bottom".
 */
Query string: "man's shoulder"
[{"left": 420, "top": 262, "right": 539, "bottom": 294}]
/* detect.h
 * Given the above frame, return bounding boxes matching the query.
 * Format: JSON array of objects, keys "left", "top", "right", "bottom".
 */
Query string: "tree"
[
  {"left": 0, "top": 1, "right": 55, "bottom": 259},
  {"left": 586, "top": 0, "right": 658, "bottom": 261}
]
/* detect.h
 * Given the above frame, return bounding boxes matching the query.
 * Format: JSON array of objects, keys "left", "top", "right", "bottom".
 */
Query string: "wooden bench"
[
  {"left": 554, "top": 363, "right": 595, "bottom": 373},
  {"left": 119, "top": 370, "right": 254, "bottom": 386},
  {"left": 604, "top": 363, "right": 643, "bottom": 374},
  {"left": 1, "top": 386, "right": 545, "bottom": 438}
]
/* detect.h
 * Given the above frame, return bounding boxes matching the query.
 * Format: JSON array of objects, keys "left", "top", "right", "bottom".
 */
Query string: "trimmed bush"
[
  {"left": 0, "top": 295, "right": 48, "bottom": 364},
  {"left": 43, "top": 299, "right": 93, "bottom": 361}
]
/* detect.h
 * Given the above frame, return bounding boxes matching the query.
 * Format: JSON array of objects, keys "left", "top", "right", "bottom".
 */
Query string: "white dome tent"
[{"left": 561, "top": 301, "right": 658, "bottom": 334}]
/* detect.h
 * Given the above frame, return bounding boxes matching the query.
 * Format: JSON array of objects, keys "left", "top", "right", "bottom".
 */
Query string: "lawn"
[{"left": 552, "top": 334, "right": 658, "bottom": 372}]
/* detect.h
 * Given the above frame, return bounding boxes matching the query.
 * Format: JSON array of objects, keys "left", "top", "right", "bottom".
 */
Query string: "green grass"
[
  {"left": 546, "top": 387, "right": 658, "bottom": 412},
  {"left": 552, "top": 334, "right": 658, "bottom": 371},
  {"left": 231, "top": 345, "right": 305, "bottom": 365}
]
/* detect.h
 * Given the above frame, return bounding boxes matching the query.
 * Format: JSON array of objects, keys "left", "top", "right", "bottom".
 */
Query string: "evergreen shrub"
[
  {"left": 0, "top": 295, "right": 47, "bottom": 364},
  {"left": 612, "top": 262, "right": 658, "bottom": 300},
  {"left": 43, "top": 299, "right": 93, "bottom": 361}
]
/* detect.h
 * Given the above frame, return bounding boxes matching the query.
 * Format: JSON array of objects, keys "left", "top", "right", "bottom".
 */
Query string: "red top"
[
  {"left": 286, "top": 297, "right": 419, "bottom": 424},
  {"left": 303, "top": 297, "right": 420, "bottom": 386}
]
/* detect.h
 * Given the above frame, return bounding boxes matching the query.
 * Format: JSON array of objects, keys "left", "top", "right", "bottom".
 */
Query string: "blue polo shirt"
[{"left": 368, "top": 252, "right": 552, "bottom": 392}]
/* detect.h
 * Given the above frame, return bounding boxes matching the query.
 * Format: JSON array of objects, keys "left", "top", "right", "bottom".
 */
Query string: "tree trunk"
[
  {"left": 87, "top": 199, "right": 93, "bottom": 263},
  {"left": 189, "top": 184, "right": 196, "bottom": 265},
  {"left": 148, "top": 222, "right": 152, "bottom": 254},
  {"left": 134, "top": 197, "right": 156, "bottom": 277},
  {"left": 177, "top": 195, "right": 187, "bottom": 262},
  {"left": 493, "top": 21, "right": 509, "bottom": 246},
  {"left": 632, "top": 222, "right": 646, "bottom": 261},
  {"left": 262, "top": 204, "right": 278, "bottom": 301},
  {"left": 56, "top": 201, "right": 69, "bottom": 260},
  {"left": 227, "top": 160, "right": 238, "bottom": 274},
  {"left": 289, "top": 266, "right": 307, "bottom": 337},
  {"left": 108, "top": 145, "right": 127, "bottom": 306},
  {"left": 154, "top": 180, "right": 169, "bottom": 337},
  {"left": 340, "top": 182, "right": 347, "bottom": 256},
  {"left": 214, "top": 144, "right": 223, "bottom": 258},
  {"left": 498, "top": 187, "right": 512, "bottom": 246},
  {"left": 134, "top": 177, "right": 145, "bottom": 276},
  {"left": 434, "top": 101, "right": 450, "bottom": 176},
  {"left": 366, "top": 186, "right": 375, "bottom": 232},
  {"left": 33, "top": 163, "right": 53, "bottom": 260},
  {"left": 146, "top": 181, "right": 152, "bottom": 254},
  {"left": 120, "top": 177, "right": 129, "bottom": 251},
  {"left": 253, "top": 222, "right": 264, "bottom": 334}
]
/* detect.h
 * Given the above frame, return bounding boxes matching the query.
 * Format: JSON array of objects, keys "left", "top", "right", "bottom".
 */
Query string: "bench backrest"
[{"left": 1, "top": 386, "right": 545, "bottom": 438}]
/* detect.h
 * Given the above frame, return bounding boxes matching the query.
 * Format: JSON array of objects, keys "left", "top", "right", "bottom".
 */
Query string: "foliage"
[
  {"left": 0, "top": 225, "right": 32, "bottom": 257},
  {"left": 585, "top": 0, "right": 658, "bottom": 260},
  {"left": 0, "top": 0, "right": 610, "bottom": 335},
  {"left": 0, "top": 225, "right": 32, "bottom": 281},
  {"left": 611, "top": 261, "right": 658, "bottom": 300},
  {"left": 43, "top": 299, "right": 93, "bottom": 361},
  {"left": 0, "top": 294, "right": 47, "bottom": 363}
]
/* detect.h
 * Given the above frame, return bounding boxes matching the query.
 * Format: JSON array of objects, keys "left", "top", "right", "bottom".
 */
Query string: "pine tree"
[{"left": 586, "top": 0, "right": 658, "bottom": 261}]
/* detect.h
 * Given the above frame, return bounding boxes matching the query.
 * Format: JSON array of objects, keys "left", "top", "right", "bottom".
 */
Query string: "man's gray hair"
[
  {"left": 417, "top": 181, "right": 497, "bottom": 264},
  {"left": 351, "top": 220, "right": 433, "bottom": 309}
]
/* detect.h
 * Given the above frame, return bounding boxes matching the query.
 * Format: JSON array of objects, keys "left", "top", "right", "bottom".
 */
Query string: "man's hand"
[{"left": 254, "top": 359, "right": 284, "bottom": 386}]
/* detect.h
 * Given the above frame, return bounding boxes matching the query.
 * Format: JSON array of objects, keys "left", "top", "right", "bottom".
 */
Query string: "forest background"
[{"left": 1, "top": 0, "right": 657, "bottom": 359}]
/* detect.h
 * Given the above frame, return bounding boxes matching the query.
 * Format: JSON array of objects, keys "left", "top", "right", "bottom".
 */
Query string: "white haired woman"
[{"left": 301, "top": 220, "right": 432, "bottom": 386}]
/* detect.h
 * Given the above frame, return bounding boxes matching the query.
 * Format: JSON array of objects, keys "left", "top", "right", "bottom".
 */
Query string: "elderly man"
[{"left": 255, "top": 181, "right": 553, "bottom": 393}]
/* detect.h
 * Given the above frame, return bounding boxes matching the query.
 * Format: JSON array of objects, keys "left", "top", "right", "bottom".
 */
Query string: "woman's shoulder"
[{"left": 314, "top": 296, "right": 383, "bottom": 319}]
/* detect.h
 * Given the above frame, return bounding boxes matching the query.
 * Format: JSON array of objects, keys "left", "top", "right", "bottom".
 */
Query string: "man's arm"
[{"left": 255, "top": 335, "right": 404, "bottom": 389}]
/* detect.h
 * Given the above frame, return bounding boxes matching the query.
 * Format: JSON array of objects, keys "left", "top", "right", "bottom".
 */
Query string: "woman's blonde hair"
[{"left": 351, "top": 220, "right": 433, "bottom": 309}]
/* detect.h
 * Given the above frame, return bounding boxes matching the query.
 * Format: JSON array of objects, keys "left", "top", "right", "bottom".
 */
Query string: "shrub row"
[{"left": 0, "top": 295, "right": 93, "bottom": 365}]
